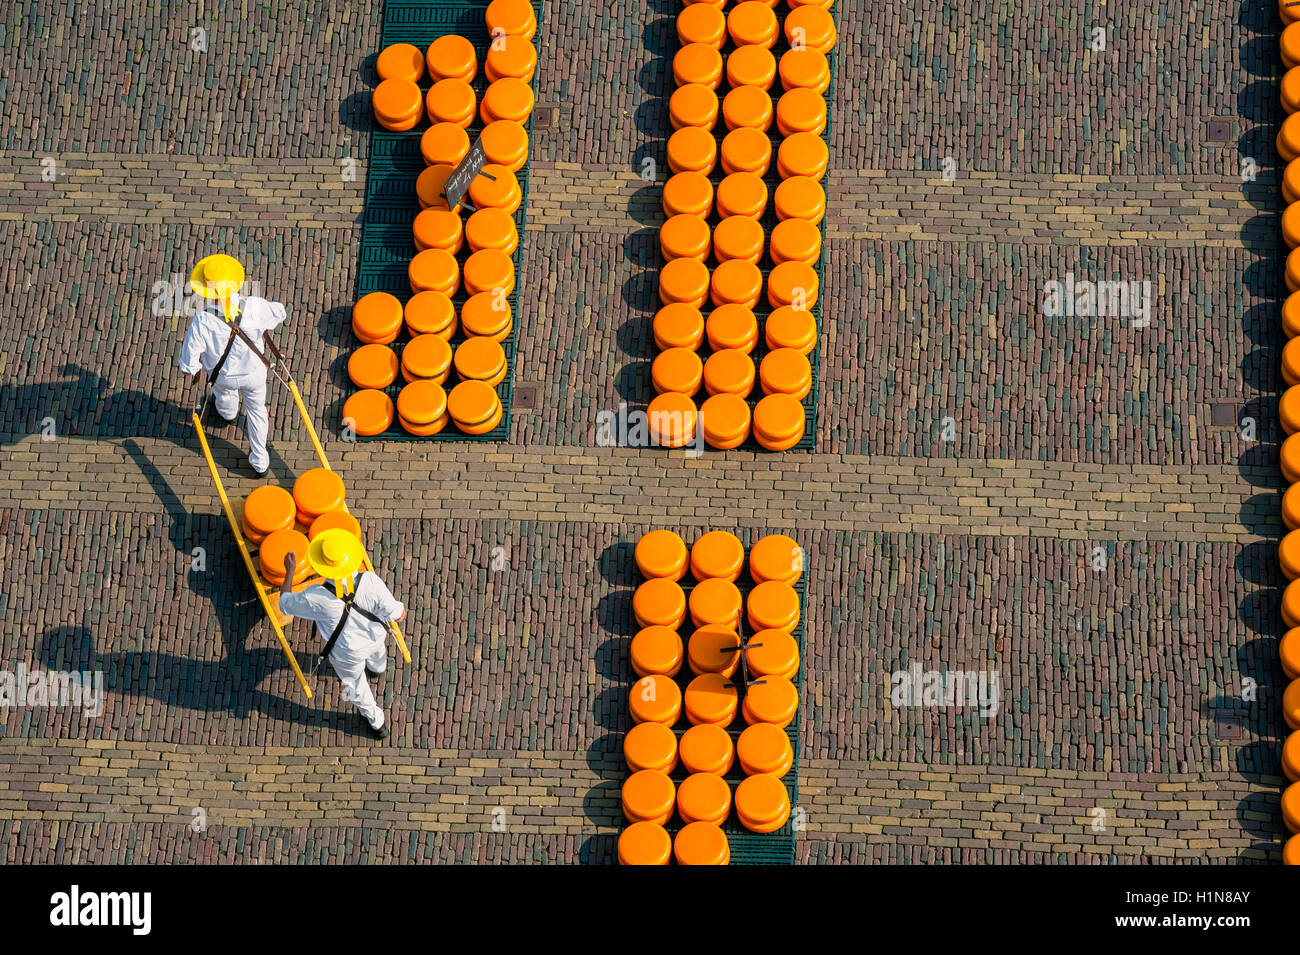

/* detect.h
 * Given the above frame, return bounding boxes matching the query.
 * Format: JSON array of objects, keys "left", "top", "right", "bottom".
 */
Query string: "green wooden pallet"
[
  {"left": 623, "top": 538, "right": 807, "bottom": 865},
  {"left": 350, "top": 0, "right": 542, "bottom": 441}
]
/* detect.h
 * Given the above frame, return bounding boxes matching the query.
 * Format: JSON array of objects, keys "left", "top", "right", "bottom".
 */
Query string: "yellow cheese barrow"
[{"left": 191, "top": 353, "right": 411, "bottom": 701}]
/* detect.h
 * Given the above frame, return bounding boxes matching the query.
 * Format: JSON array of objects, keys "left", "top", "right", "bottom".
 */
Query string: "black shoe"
[
  {"left": 366, "top": 666, "right": 387, "bottom": 678},
  {"left": 205, "top": 404, "right": 237, "bottom": 426},
  {"left": 251, "top": 461, "right": 268, "bottom": 478},
  {"left": 366, "top": 721, "right": 390, "bottom": 739}
]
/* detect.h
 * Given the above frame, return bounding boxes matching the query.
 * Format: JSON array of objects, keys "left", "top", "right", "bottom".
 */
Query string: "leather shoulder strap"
[
  {"left": 208, "top": 321, "right": 241, "bottom": 385},
  {"left": 320, "top": 592, "right": 354, "bottom": 662}
]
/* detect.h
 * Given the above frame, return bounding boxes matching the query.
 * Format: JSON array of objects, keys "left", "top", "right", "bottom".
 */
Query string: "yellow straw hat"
[
  {"left": 307, "top": 528, "right": 365, "bottom": 593},
  {"left": 189, "top": 254, "right": 247, "bottom": 321}
]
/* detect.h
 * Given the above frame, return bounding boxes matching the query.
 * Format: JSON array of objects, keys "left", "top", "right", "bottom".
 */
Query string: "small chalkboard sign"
[{"left": 443, "top": 134, "right": 496, "bottom": 211}]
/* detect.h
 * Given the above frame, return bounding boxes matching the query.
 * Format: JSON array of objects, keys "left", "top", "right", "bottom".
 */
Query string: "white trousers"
[
  {"left": 212, "top": 370, "right": 270, "bottom": 473},
  {"left": 329, "top": 640, "right": 388, "bottom": 730}
]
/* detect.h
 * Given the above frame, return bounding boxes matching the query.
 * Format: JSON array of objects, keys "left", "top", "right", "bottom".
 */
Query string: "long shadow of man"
[
  {"left": 7, "top": 364, "right": 365, "bottom": 733},
  {"left": 32, "top": 439, "right": 362, "bottom": 734},
  {"left": 1, "top": 362, "right": 298, "bottom": 471}
]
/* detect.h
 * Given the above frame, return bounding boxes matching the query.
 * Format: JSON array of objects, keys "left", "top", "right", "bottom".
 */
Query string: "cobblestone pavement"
[{"left": 0, "top": 0, "right": 1285, "bottom": 862}]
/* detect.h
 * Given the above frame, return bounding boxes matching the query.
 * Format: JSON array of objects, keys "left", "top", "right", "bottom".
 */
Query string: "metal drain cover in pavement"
[
  {"left": 514, "top": 385, "right": 539, "bottom": 410},
  {"left": 1209, "top": 402, "right": 1239, "bottom": 427},
  {"left": 1212, "top": 709, "right": 1244, "bottom": 741},
  {"left": 1205, "top": 119, "right": 1232, "bottom": 143}
]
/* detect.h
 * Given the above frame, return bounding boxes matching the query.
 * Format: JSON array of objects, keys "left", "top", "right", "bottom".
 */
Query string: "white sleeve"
[
  {"left": 279, "top": 587, "right": 328, "bottom": 623},
  {"left": 178, "top": 317, "right": 206, "bottom": 374},
  {"left": 276, "top": 590, "right": 310, "bottom": 619},
  {"left": 247, "top": 297, "right": 288, "bottom": 334},
  {"left": 362, "top": 573, "right": 404, "bottom": 622}
]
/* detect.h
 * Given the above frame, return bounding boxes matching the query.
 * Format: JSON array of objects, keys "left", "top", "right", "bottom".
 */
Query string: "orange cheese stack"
[
  {"left": 377, "top": 43, "right": 425, "bottom": 83},
  {"left": 624, "top": 721, "right": 678, "bottom": 774},
  {"left": 419, "top": 124, "right": 470, "bottom": 169},
  {"left": 292, "top": 468, "right": 346, "bottom": 529},
  {"left": 618, "top": 821, "right": 672, "bottom": 865},
  {"left": 447, "top": 380, "right": 503, "bottom": 435},
  {"left": 372, "top": 78, "right": 423, "bottom": 131},
  {"left": 630, "top": 626, "right": 684, "bottom": 678},
  {"left": 347, "top": 344, "right": 399, "bottom": 391},
  {"left": 352, "top": 292, "right": 403, "bottom": 344},
  {"left": 454, "top": 336, "right": 509, "bottom": 388},
  {"left": 480, "top": 77, "right": 535, "bottom": 125},
  {"left": 480, "top": 120, "right": 530, "bottom": 172},
  {"left": 468, "top": 163, "right": 522, "bottom": 214},
  {"left": 426, "top": 78, "right": 476, "bottom": 128},
  {"left": 737, "top": 723, "right": 794, "bottom": 777},
  {"left": 412, "top": 208, "right": 464, "bottom": 254},
  {"left": 460, "top": 292, "right": 514, "bottom": 342},
  {"left": 465, "top": 208, "right": 520, "bottom": 256},
  {"left": 621, "top": 770, "right": 675, "bottom": 826},
  {"left": 674, "top": 822, "right": 729, "bottom": 865},
  {"left": 635, "top": 529, "right": 689, "bottom": 580},
  {"left": 396, "top": 380, "right": 450, "bottom": 436},
  {"left": 753, "top": 393, "right": 806, "bottom": 451},
  {"left": 401, "top": 334, "right": 453, "bottom": 386},
  {"left": 260, "top": 528, "right": 312, "bottom": 588},
  {"left": 653, "top": 303, "right": 705, "bottom": 351},
  {"left": 426, "top": 35, "right": 477, "bottom": 83},
  {"left": 241, "top": 485, "right": 295, "bottom": 546},
  {"left": 341, "top": 389, "right": 395, "bottom": 436},
  {"left": 485, "top": 35, "right": 537, "bottom": 83},
  {"left": 735, "top": 773, "right": 791, "bottom": 833},
  {"left": 486, "top": 0, "right": 537, "bottom": 40},
  {"left": 699, "top": 392, "right": 751, "bottom": 449},
  {"left": 648, "top": 393, "right": 698, "bottom": 448},
  {"left": 404, "top": 291, "right": 458, "bottom": 340},
  {"left": 308, "top": 509, "right": 362, "bottom": 543}
]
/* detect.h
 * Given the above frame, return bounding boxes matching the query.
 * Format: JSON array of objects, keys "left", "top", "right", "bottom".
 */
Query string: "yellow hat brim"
[
  {"left": 307, "top": 528, "right": 365, "bottom": 584},
  {"left": 189, "top": 254, "right": 247, "bottom": 301}
]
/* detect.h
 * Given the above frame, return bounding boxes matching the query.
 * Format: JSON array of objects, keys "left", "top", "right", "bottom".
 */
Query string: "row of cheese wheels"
[
  {"left": 619, "top": 722, "right": 795, "bottom": 864},
  {"left": 374, "top": 73, "right": 535, "bottom": 132},
  {"left": 663, "top": 172, "right": 824, "bottom": 223},
  {"left": 345, "top": 289, "right": 507, "bottom": 436},
  {"left": 420, "top": 119, "right": 528, "bottom": 173},
  {"left": 647, "top": 0, "right": 835, "bottom": 454},
  {"left": 644, "top": 391, "right": 804, "bottom": 450},
  {"left": 240, "top": 469, "right": 359, "bottom": 589},
  {"left": 664, "top": 211, "right": 820, "bottom": 264},
  {"left": 628, "top": 719, "right": 793, "bottom": 777},
  {"left": 652, "top": 341, "right": 811, "bottom": 399},
  {"left": 618, "top": 529, "right": 802, "bottom": 863},
  {"left": 350, "top": 332, "right": 508, "bottom": 387},
  {"left": 352, "top": 284, "right": 515, "bottom": 345},
  {"left": 396, "top": 19, "right": 530, "bottom": 414},
  {"left": 660, "top": 257, "right": 818, "bottom": 310},
  {"left": 623, "top": 768, "right": 791, "bottom": 832},
  {"left": 1279, "top": 8, "right": 1300, "bottom": 866},
  {"left": 370, "top": 0, "right": 538, "bottom": 130},
  {"left": 346, "top": 5, "right": 540, "bottom": 440},
  {"left": 403, "top": 245, "right": 515, "bottom": 298},
  {"left": 344, "top": 378, "right": 503, "bottom": 437}
]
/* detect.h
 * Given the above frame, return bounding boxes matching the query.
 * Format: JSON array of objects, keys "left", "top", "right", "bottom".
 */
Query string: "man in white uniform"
[
  {"left": 178, "top": 254, "right": 288, "bottom": 475},
  {"left": 278, "top": 529, "right": 405, "bottom": 739}
]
